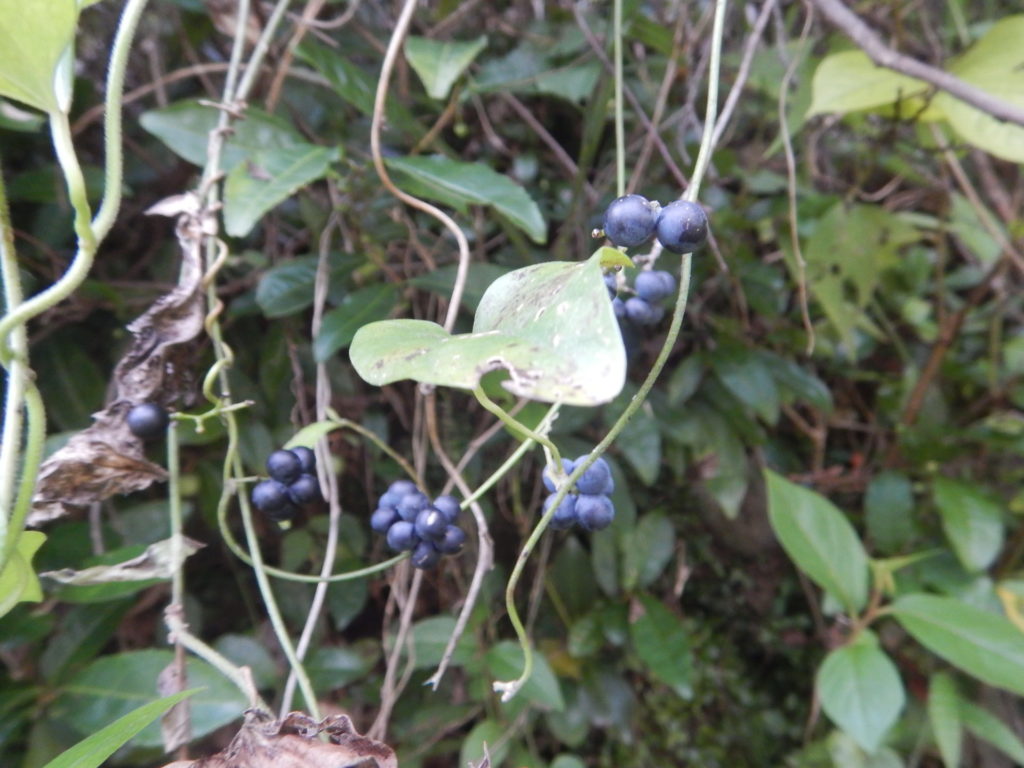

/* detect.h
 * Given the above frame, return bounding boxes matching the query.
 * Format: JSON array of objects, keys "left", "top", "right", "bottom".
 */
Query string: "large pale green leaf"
[
  {"left": 621, "top": 514, "right": 675, "bottom": 592},
  {"left": 891, "top": 594, "right": 1024, "bottom": 696},
  {"left": 807, "top": 50, "right": 928, "bottom": 117},
  {"left": 927, "top": 672, "right": 961, "bottom": 768},
  {"left": 53, "top": 649, "right": 247, "bottom": 746},
  {"left": 629, "top": 594, "right": 692, "bottom": 697},
  {"left": 486, "top": 641, "right": 565, "bottom": 710},
  {"left": 314, "top": 283, "right": 398, "bottom": 362},
  {"left": 223, "top": 144, "right": 339, "bottom": 237},
  {"left": 41, "top": 690, "right": 197, "bottom": 768},
  {"left": 960, "top": 700, "right": 1024, "bottom": 764},
  {"left": 405, "top": 35, "right": 487, "bottom": 100},
  {"left": 765, "top": 469, "right": 869, "bottom": 614},
  {"left": 817, "top": 631, "right": 905, "bottom": 753},
  {"left": 385, "top": 155, "right": 546, "bottom": 243},
  {"left": 936, "top": 16, "right": 1024, "bottom": 163},
  {"left": 0, "top": 0, "right": 78, "bottom": 112},
  {"left": 350, "top": 249, "right": 629, "bottom": 405},
  {"left": 140, "top": 100, "right": 307, "bottom": 168},
  {"left": 932, "top": 477, "right": 1004, "bottom": 572},
  {"left": 0, "top": 531, "right": 46, "bottom": 619}
]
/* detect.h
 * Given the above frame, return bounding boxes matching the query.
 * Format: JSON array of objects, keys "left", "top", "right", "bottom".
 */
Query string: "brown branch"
[{"left": 808, "top": 0, "right": 1024, "bottom": 127}]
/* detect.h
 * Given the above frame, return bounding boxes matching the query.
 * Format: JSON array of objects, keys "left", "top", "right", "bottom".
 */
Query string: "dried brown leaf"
[{"left": 158, "top": 655, "right": 191, "bottom": 752}]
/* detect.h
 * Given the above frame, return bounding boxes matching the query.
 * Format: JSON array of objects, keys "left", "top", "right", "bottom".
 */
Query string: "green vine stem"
[
  {"left": 493, "top": 0, "right": 730, "bottom": 702},
  {"left": 472, "top": 385, "right": 564, "bottom": 471}
]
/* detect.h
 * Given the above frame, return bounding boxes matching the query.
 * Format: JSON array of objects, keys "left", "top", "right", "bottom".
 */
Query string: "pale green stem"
[
  {"left": 495, "top": 0, "right": 730, "bottom": 702},
  {"left": 234, "top": 0, "right": 294, "bottom": 105},
  {"left": 472, "top": 385, "right": 562, "bottom": 470},
  {"left": 613, "top": 0, "right": 625, "bottom": 197},
  {"left": 4, "top": 383, "right": 46, "bottom": 566}
]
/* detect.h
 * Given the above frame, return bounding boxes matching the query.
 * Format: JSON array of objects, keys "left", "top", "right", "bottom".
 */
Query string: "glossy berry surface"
[
  {"left": 432, "top": 495, "right": 460, "bottom": 523},
  {"left": 386, "top": 521, "right": 419, "bottom": 551},
  {"left": 635, "top": 270, "right": 677, "bottom": 303},
  {"left": 542, "top": 457, "right": 575, "bottom": 493},
  {"left": 415, "top": 508, "right": 448, "bottom": 541},
  {"left": 397, "top": 491, "right": 430, "bottom": 522},
  {"left": 252, "top": 479, "right": 296, "bottom": 520},
  {"left": 378, "top": 479, "right": 417, "bottom": 509},
  {"left": 289, "top": 446, "right": 316, "bottom": 474},
  {"left": 573, "top": 456, "right": 614, "bottom": 495},
  {"left": 370, "top": 507, "right": 400, "bottom": 534},
  {"left": 288, "top": 474, "right": 321, "bottom": 505},
  {"left": 126, "top": 403, "right": 169, "bottom": 441},
  {"left": 624, "top": 297, "right": 659, "bottom": 326},
  {"left": 576, "top": 494, "right": 615, "bottom": 531},
  {"left": 266, "top": 449, "right": 302, "bottom": 484},
  {"left": 604, "top": 272, "right": 619, "bottom": 297},
  {"left": 411, "top": 541, "right": 441, "bottom": 570},
  {"left": 543, "top": 493, "right": 578, "bottom": 530},
  {"left": 655, "top": 200, "right": 708, "bottom": 254},
  {"left": 603, "top": 194, "right": 656, "bottom": 248},
  {"left": 436, "top": 525, "right": 467, "bottom": 555}
]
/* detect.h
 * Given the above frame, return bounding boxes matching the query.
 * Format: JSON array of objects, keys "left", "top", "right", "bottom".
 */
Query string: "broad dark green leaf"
[
  {"left": 711, "top": 346, "right": 780, "bottom": 424},
  {"left": 629, "top": 594, "right": 692, "bottom": 697},
  {"left": 817, "top": 631, "right": 905, "bottom": 753},
  {"left": 765, "top": 469, "right": 869, "bottom": 614},
  {"left": 615, "top": 405, "right": 661, "bottom": 486},
  {"left": 960, "top": 700, "right": 1024, "bottom": 764},
  {"left": 306, "top": 644, "right": 376, "bottom": 692},
  {"left": 53, "top": 649, "right": 247, "bottom": 746},
  {"left": 401, "top": 616, "right": 474, "bottom": 670},
  {"left": 223, "top": 144, "right": 340, "bottom": 237},
  {"left": 891, "top": 594, "right": 1024, "bottom": 696},
  {"left": 41, "top": 690, "right": 196, "bottom": 768},
  {"left": 255, "top": 257, "right": 318, "bottom": 318},
  {"left": 865, "top": 471, "right": 916, "bottom": 555},
  {"left": 0, "top": 0, "right": 78, "bottom": 112},
  {"left": 486, "top": 641, "right": 565, "bottom": 710},
  {"left": 33, "top": 339, "right": 106, "bottom": 430},
  {"left": 385, "top": 155, "right": 546, "bottom": 243},
  {"left": 405, "top": 35, "right": 487, "bottom": 100},
  {"left": 315, "top": 283, "right": 398, "bottom": 362},
  {"left": 927, "top": 672, "right": 962, "bottom": 768},
  {"left": 932, "top": 477, "right": 1004, "bottom": 572},
  {"left": 621, "top": 513, "right": 675, "bottom": 591}
]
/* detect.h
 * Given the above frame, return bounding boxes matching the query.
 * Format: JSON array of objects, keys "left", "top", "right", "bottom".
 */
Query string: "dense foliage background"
[{"left": 1, "top": 0, "right": 1023, "bottom": 766}]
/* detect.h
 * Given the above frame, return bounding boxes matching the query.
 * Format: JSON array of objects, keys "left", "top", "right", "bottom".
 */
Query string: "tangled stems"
[{"left": 493, "top": 0, "right": 730, "bottom": 702}]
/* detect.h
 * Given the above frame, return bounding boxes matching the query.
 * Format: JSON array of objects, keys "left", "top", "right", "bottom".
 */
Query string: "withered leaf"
[
  {"left": 40, "top": 536, "right": 204, "bottom": 585},
  {"left": 160, "top": 710, "right": 398, "bottom": 768},
  {"left": 158, "top": 655, "right": 191, "bottom": 753}
]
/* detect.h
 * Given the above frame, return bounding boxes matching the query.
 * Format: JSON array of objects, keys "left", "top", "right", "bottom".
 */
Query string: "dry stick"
[
  {"left": 573, "top": 5, "right": 690, "bottom": 191},
  {"left": 808, "top": 0, "right": 1024, "bottom": 127},
  {"left": 369, "top": 566, "right": 424, "bottom": 741},
  {"left": 265, "top": 0, "right": 327, "bottom": 111},
  {"left": 778, "top": 6, "right": 816, "bottom": 356},
  {"left": 370, "top": 0, "right": 469, "bottom": 334},
  {"left": 288, "top": 0, "right": 362, "bottom": 31}
]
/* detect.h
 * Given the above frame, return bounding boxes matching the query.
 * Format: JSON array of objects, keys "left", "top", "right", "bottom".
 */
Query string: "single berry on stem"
[
  {"left": 576, "top": 494, "right": 615, "bottom": 531},
  {"left": 655, "top": 200, "right": 709, "bottom": 254},
  {"left": 386, "top": 521, "right": 419, "bottom": 551},
  {"left": 126, "top": 403, "right": 170, "bottom": 441},
  {"left": 542, "top": 457, "right": 575, "bottom": 493},
  {"left": 252, "top": 479, "right": 297, "bottom": 521},
  {"left": 436, "top": 525, "right": 467, "bottom": 554},
  {"left": 370, "top": 507, "right": 400, "bottom": 534},
  {"left": 267, "top": 449, "right": 302, "bottom": 484},
  {"left": 543, "top": 493, "right": 578, "bottom": 530},
  {"left": 397, "top": 491, "right": 430, "bottom": 522},
  {"left": 378, "top": 479, "right": 417, "bottom": 509},
  {"left": 289, "top": 446, "right": 316, "bottom": 474},
  {"left": 432, "top": 495, "right": 461, "bottom": 523},
  {"left": 624, "top": 296, "right": 658, "bottom": 326},
  {"left": 603, "top": 194, "right": 656, "bottom": 248},
  {"left": 635, "top": 270, "right": 677, "bottom": 303},
  {"left": 573, "top": 456, "right": 614, "bottom": 495},
  {"left": 411, "top": 541, "right": 441, "bottom": 570},
  {"left": 288, "top": 474, "right": 321, "bottom": 505},
  {"left": 415, "top": 508, "right": 448, "bottom": 542}
]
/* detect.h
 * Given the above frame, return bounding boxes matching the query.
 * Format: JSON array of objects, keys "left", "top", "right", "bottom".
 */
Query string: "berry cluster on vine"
[
  {"left": 371, "top": 480, "right": 466, "bottom": 569},
  {"left": 251, "top": 447, "right": 322, "bottom": 522},
  {"left": 541, "top": 456, "right": 616, "bottom": 531},
  {"left": 601, "top": 194, "right": 708, "bottom": 253}
]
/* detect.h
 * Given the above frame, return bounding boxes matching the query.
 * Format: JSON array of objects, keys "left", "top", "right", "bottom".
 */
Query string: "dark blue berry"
[
  {"left": 573, "top": 456, "right": 614, "bottom": 495},
  {"left": 267, "top": 449, "right": 302, "bottom": 484},
  {"left": 542, "top": 457, "right": 575, "bottom": 493},
  {"left": 635, "top": 270, "right": 677, "bottom": 303},
  {"left": 397, "top": 491, "right": 430, "bottom": 522},
  {"left": 289, "top": 446, "right": 316, "bottom": 474},
  {"left": 624, "top": 296, "right": 658, "bottom": 326},
  {"left": 252, "top": 479, "right": 296, "bottom": 520},
  {"left": 379, "top": 479, "right": 418, "bottom": 509},
  {"left": 432, "top": 495, "right": 460, "bottom": 524},
  {"left": 655, "top": 200, "right": 708, "bottom": 254},
  {"left": 415, "top": 508, "right": 448, "bottom": 541},
  {"left": 436, "top": 525, "right": 467, "bottom": 555},
  {"left": 543, "top": 493, "right": 578, "bottom": 530},
  {"left": 411, "top": 541, "right": 441, "bottom": 569},
  {"left": 604, "top": 272, "right": 619, "bottom": 298},
  {"left": 126, "top": 403, "right": 169, "bottom": 441},
  {"left": 603, "top": 194, "right": 656, "bottom": 248},
  {"left": 386, "top": 521, "right": 419, "bottom": 551},
  {"left": 370, "top": 507, "right": 400, "bottom": 534},
  {"left": 288, "top": 473, "right": 321, "bottom": 505},
  {"left": 576, "top": 494, "right": 615, "bottom": 531},
  {"left": 612, "top": 297, "right": 626, "bottom": 320}
]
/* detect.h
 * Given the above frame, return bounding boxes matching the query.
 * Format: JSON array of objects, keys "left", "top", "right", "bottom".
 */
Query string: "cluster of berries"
[
  {"left": 601, "top": 194, "right": 708, "bottom": 253},
  {"left": 541, "top": 456, "right": 616, "bottom": 532},
  {"left": 371, "top": 480, "right": 467, "bottom": 569},
  {"left": 606, "top": 269, "right": 677, "bottom": 328},
  {"left": 126, "top": 402, "right": 170, "bottom": 440},
  {"left": 251, "top": 447, "right": 322, "bottom": 521}
]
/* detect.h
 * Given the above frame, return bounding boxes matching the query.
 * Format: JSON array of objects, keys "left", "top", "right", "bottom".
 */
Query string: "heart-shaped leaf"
[{"left": 0, "top": 0, "right": 79, "bottom": 113}]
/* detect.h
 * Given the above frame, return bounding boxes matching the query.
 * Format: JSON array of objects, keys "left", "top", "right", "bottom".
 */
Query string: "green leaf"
[
  {"left": 0, "top": 531, "right": 46, "bottom": 619},
  {"left": 314, "top": 283, "right": 398, "bottom": 362},
  {"left": 936, "top": 17, "right": 1024, "bottom": 163},
  {"left": 807, "top": 50, "right": 928, "bottom": 117},
  {"left": 255, "top": 258, "right": 319, "bottom": 318},
  {"left": 284, "top": 420, "right": 337, "bottom": 449},
  {"left": 932, "top": 477, "right": 1004, "bottom": 573},
  {"left": 385, "top": 155, "right": 546, "bottom": 243},
  {"left": 765, "top": 469, "right": 869, "bottom": 614},
  {"left": 41, "top": 690, "right": 196, "bottom": 768},
  {"left": 960, "top": 700, "right": 1024, "bottom": 764},
  {"left": 615, "top": 405, "right": 661, "bottom": 486},
  {"left": 927, "top": 672, "right": 962, "bottom": 768},
  {"left": 891, "top": 594, "right": 1024, "bottom": 696},
  {"left": 711, "top": 346, "right": 780, "bottom": 424},
  {"left": 629, "top": 594, "right": 692, "bottom": 697},
  {"left": 350, "top": 250, "right": 626, "bottom": 405},
  {"left": 816, "top": 631, "right": 905, "bottom": 753},
  {"left": 865, "top": 471, "right": 916, "bottom": 555},
  {"left": 53, "top": 649, "right": 247, "bottom": 746},
  {"left": 405, "top": 35, "right": 487, "bottom": 100},
  {"left": 621, "top": 513, "right": 675, "bottom": 591},
  {"left": 409, "top": 263, "right": 511, "bottom": 312},
  {"left": 460, "top": 719, "right": 508, "bottom": 768},
  {"left": 486, "top": 641, "right": 565, "bottom": 710},
  {"left": 306, "top": 644, "right": 376, "bottom": 692},
  {"left": 223, "top": 144, "right": 340, "bottom": 237},
  {"left": 404, "top": 616, "right": 474, "bottom": 670},
  {"left": 0, "top": 0, "right": 78, "bottom": 113},
  {"left": 140, "top": 100, "right": 306, "bottom": 168}
]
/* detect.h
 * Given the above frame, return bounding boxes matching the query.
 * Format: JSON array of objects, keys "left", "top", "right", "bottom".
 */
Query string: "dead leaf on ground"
[{"left": 159, "top": 710, "right": 398, "bottom": 768}]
